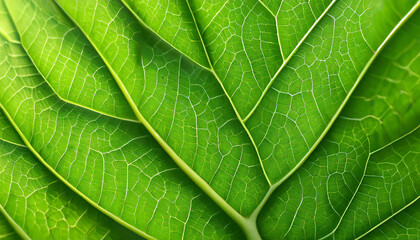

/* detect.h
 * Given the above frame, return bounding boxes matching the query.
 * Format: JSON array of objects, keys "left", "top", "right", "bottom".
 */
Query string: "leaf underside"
[{"left": 0, "top": 0, "right": 419, "bottom": 239}]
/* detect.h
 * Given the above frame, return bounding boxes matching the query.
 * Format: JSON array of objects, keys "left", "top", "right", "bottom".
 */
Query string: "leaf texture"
[
  {"left": 52, "top": 0, "right": 269, "bottom": 215},
  {"left": 0, "top": 12, "right": 244, "bottom": 239},
  {"left": 0, "top": 0, "right": 419, "bottom": 239}
]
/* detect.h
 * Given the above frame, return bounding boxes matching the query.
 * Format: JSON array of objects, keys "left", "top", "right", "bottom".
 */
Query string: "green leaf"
[
  {"left": 0, "top": 32, "right": 243, "bottom": 239},
  {"left": 0, "top": 0, "right": 419, "bottom": 239},
  {"left": 43, "top": 0, "right": 269, "bottom": 216}
]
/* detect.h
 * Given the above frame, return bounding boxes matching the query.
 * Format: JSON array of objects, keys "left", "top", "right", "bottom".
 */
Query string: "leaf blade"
[
  {"left": 0, "top": 33, "right": 244, "bottom": 239},
  {"left": 53, "top": 0, "right": 269, "bottom": 216}
]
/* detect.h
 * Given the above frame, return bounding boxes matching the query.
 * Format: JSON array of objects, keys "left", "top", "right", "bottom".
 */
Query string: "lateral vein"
[
  {"left": 0, "top": 104, "right": 156, "bottom": 240},
  {"left": 0, "top": 201, "right": 30, "bottom": 240},
  {"left": 243, "top": 0, "right": 338, "bottom": 122},
  {"left": 185, "top": 0, "right": 272, "bottom": 188},
  {"left": 53, "top": 0, "right": 248, "bottom": 233},
  {"left": 248, "top": 1, "right": 420, "bottom": 223}
]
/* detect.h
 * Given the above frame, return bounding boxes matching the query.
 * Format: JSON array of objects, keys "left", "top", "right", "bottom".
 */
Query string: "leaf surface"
[
  {"left": 260, "top": 0, "right": 334, "bottom": 59},
  {"left": 0, "top": 0, "right": 419, "bottom": 239},
  {"left": 0, "top": 21, "right": 244, "bottom": 239},
  {"left": 52, "top": 0, "right": 269, "bottom": 216}
]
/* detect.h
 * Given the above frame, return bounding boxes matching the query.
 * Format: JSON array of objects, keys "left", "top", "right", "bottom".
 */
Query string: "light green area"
[
  {"left": 0, "top": 0, "right": 18, "bottom": 43},
  {"left": 0, "top": 0, "right": 419, "bottom": 239},
  {"left": 257, "top": 9, "right": 420, "bottom": 239}
]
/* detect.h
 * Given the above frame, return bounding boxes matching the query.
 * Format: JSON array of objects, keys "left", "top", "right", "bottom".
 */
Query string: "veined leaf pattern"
[{"left": 0, "top": 0, "right": 419, "bottom": 239}]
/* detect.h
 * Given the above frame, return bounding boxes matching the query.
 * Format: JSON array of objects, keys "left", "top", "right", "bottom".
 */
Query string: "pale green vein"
[
  {"left": 0, "top": 137, "right": 25, "bottom": 148},
  {"left": 0, "top": 202, "right": 29, "bottom": 240},
  {"left": 355, "top": 197, "right": 420, "bottom": 240},
  {"left": 320, "top": 123, "right": 420, "bottom": 239},
  {"left": 257, "top": 0, "right": 275, "bottom": 17},
  {"left": 0, "top": 29, "right": 19, "bottom": 44},
  {"left": 275, "top": 14, "right": 285, "bottom": 61},
  {"left": 0, "top": 104, "right": 156, "bottom": 240},
  {"left": 243, "top": 0, "right": 337, "bottom": 122},
  {"left": 370, "top": 124, "right": 420, "bottom": 155},
  {"left": 119, "top": 0, "right": 211, "bottom": 72},
  {"left": 184, "top": 0, "right": 272, "bottom": 192}
]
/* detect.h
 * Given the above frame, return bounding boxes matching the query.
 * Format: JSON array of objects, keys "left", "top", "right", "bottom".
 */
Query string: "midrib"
[{"left": 52, "top": 0, "right": 251, "bottom": 238}]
